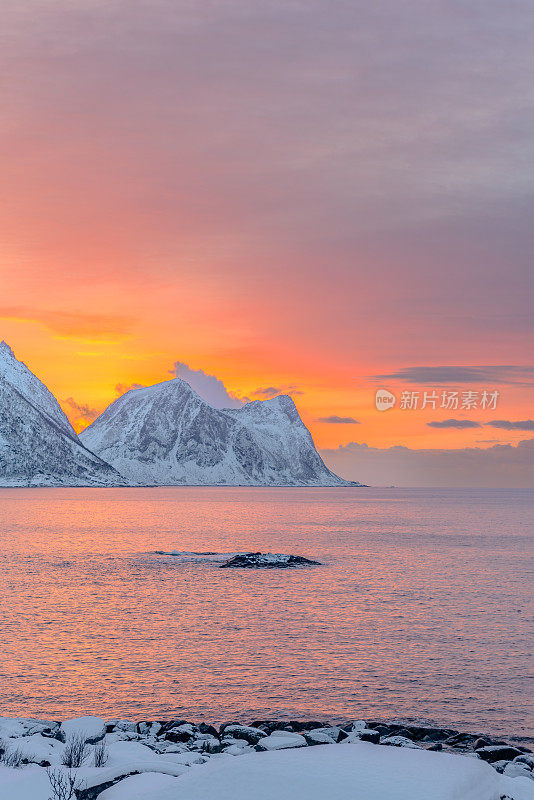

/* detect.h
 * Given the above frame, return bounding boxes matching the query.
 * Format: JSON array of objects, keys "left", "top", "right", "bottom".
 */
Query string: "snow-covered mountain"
[
  {"left": 0, "top": 341, "right": 123, "bottom": 487},
  {"left": 80, "top": 378, "right": 353, "bottom": 486}
]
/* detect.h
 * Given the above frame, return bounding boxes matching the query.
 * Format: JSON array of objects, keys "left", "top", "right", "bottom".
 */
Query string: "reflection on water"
[{"left": 0, "top": 487, "right": 532, "bottom": 737}]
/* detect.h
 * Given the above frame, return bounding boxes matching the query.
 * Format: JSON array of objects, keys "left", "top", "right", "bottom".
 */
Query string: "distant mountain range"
[{"left": 0, "top": 341, "right": 357, "bottom": 487}]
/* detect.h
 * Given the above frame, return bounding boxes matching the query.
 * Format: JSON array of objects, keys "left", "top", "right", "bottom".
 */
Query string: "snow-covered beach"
[{"left": 1, "top": 715, "right": 533, "bottom": 800}]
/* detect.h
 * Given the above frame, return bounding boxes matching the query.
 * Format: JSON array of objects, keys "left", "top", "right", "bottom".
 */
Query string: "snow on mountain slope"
[
  {"left": 0, "top": 342, "right": 124, "bottom": 487},
  {"left": 80, "top": 378, "right": 354, "bottom": 486}
]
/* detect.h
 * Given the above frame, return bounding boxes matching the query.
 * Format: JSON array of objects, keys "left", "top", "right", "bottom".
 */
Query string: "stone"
[
  {"left": 255, "top": 732, "right": 307, "bottom": 751},
  {"left": 380, "top": 735, "right": 422, "bottom": 749},
  {"left": 59, "top": 716, "right": 106, "bottom": 744},
  {"left": 220, "top": 725, "right": 267, "bottom": 745},
  {"left": 303, "top": 731, "right": 337, "bottom": 746},
  {"left": 476, "top": 745, "right": 524, "bottom": 763},
  {"left": 219, "top": 552, "right": 321, "bottom": 568}
]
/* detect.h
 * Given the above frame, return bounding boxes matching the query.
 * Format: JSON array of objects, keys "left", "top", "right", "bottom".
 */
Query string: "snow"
[
  {"left": 158, "top": 742, "right": 534, "bottom": 800},
  {"left": 10, "top": 733, "right": 63, "bottom": 764},
  {"left": 60, "top": 715, "right": 106, "bottom": 743},
  {"left": 97, "top": 771, "right": 182, "bottom": 799},
  {"left": 257, "top": 731, "right": 308, "bottom": 750},
  {"left": 1, "top": 739, "right": 532, "bottom": 800}
]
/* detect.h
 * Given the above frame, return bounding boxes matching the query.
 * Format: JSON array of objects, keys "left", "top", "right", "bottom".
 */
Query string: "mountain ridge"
[
  {"left": 0, "top": 341, "right": 357, "bottom": 487},
  {"left": 0, "top": 342, "right": 124, "bottom": 487},
  {"left": 80, "top": 377, "right": 354, "bottom": 487}
]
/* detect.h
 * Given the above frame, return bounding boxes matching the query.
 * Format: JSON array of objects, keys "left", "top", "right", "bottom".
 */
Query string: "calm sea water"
[{"left": 0, "top": 487, "right": 532, "bottom": 738}]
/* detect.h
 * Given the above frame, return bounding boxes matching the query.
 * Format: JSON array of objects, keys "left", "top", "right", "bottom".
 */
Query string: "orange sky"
[{"left": 1, "top": 1, "right": 533, "bottom": 454}]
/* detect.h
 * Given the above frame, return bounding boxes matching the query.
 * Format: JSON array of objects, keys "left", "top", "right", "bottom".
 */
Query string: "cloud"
[
  {"left": 250, "top": 385, "right": 303, "bottom": 400},
  {"left": 427, "top": 419, "right": 481, "bottom": 429},
  {"left": 320, "top": 438, "right": 534, "bottom": 488},
  {"left": 63, "top": 397, "right": 101, "bottom": 432},
  {"left": 172, "top": 362, "right": 242, "bottom": 409},
  {"left": 0, "top": 307, "right": 134, "bottom": 341},
  {"left": 486, "top": 419, "right": 534, "bottom": 431},
  {"left": 317, "top": 415, "right": 360, "bottom": 424},
  {"left": 115, "top": 382, "right": 145, "bottom": 396},
  {"left": 372, "top": 366, "right": 534, "bottom": 386}
]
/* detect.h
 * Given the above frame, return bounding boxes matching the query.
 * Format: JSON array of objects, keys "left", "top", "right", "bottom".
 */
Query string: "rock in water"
[
  {"left": 80, "top": 378, "right": 357, "bottom": 486},
  {"left": 0, "top": 341, "right": 123, "bottom": 487},
  {"left": 219, "top": 552, "right": 321, "bottom": 568}
]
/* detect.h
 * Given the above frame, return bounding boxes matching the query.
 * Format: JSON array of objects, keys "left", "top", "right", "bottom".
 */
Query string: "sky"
[{"left": 1, "top": 0, "right": 533, "bottom": 485}]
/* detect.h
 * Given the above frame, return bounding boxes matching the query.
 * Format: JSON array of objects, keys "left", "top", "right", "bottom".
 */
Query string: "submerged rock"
[{"left": 220, "top": 552, "right": 321, "bottom": 568}]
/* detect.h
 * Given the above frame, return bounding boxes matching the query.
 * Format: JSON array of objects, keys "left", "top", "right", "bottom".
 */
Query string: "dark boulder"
[
  {"left": 220, "top": 552, "right": 321, "bottom": 568},
  {"left": 476, "top": 745, "right": 524, "bottom": 763}
]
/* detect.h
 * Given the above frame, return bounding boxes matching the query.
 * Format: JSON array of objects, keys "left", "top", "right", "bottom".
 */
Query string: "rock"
[
  {"left": 219, "top": 552, "right": 321, "bottom": 568},
  {"left": 380, "top": 735, "right": 422, "bottom": 749},
  {"left": 404, "top": 726, "right": 455, "bottom": 742},
  {"left": 137, "top": 721, "right": 162, "bottom": 737},
  {"left": 108, "top": 720, "right": 137, "bottom": 734},
  {"left": 303, "top": 731, "right": 337, "bottom": 746},
  {"left": 514, "top": 754, "right": 534, "bottom": 768},
  {"left": 341, "top": 720, "right": 367, "bottom": 733},
  {"left": 341, "top": 729, "right": 380, "bottom": 745},
  {"left": 198, "top": 722, "right": 219, "bottom": 738},
  {"left": 304, "top": 726, "right": 343, "bottom": 743},
  {"left": 220, "top": 725, "right": 266, "bottom": 745},
  {"left": 503, "top": 762, "right": 534, "bottom": 780},
  {"left": 427, "top": 742, "right": 443, "bottom": 751},
  {"left": 223, "top": 744, "right": 253, "bottom": 756},
  {"left": 294, "top": 721, "right": 329, "bottom": 731},
  {"left": 491, "top": 760, "right": 510, "bottom": 773},
  {"left": 445, "top": 732, "right": 481, "bottom": 748},
  {"left": 476, "top": 745, "right": 524, "bottom": 763},
  {"left": 473, "top": 737, "right": 492, "bottom": 750},
  {"left": 255, "top": 731, "right": 308, "bottom": 751},
  {"left": 59, "top": 716, "right": 107, "bottom": 744}
]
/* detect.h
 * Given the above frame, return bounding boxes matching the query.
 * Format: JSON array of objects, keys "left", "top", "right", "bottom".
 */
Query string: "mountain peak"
[
  {"left": 81, "top": 378, "right": 351, "bottom": 486},
  {"left": 0, "top": 343, "right": 124, "bottom": 487},
  {"left": 0, "top": 340, "right": 15, "bottom": 358}
]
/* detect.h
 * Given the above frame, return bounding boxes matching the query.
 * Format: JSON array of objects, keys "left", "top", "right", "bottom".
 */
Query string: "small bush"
[
  {"left": 0, "top": 740, "right": 27, "bottom": 768},
  {"left": 61, "top": 734, "right": 88, "bottom": 768},
  {"left": 47, "top": 767, "right": 85, "bottom": 800},
  {"left": 93, "top": 740, "right": 108, "bottom": 767}
]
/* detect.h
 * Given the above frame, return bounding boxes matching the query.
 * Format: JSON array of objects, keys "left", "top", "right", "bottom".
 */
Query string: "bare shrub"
[
  {"left": 47, "top": 767, "right": 85, "bottom": 800},
  {"left": 93, "top": 740, "right": 108, "bottom": 767},
  {"left": 0, "top": 740, "right": 27, "bottom": 768},
  {"left": 61, "top": 734, "right": 88, "bottom": 768}
]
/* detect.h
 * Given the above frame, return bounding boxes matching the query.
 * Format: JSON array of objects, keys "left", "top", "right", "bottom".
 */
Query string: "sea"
[{"left": 0, "top": 487, "right": 532, "bottom": 739}]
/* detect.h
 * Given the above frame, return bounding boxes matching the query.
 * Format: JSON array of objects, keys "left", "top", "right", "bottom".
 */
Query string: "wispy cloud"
[
  {"left": 317, "top": 415, "right": 360, "bottom": 424},
  {"left": 115, "top": 382, "right": 145, "bottom": 396},
  {"left": 486, "top": 419, "right": 534, "bottom": 431},
  {"left": 250, "top": 385, "right": 303, "bottom": 399},
  {"left": 427, "top": 419, "right": 481, "bottom": 429},
  {"left": 372, "top": 366, "right": 534, "bottom": 386},
  {"left": 171, "top": 362, "right": 242, "bottom": 409},
  {"left": 63, "top": 397, "right": 101, "bottom": 432},
  {"left": 0, "top": 307, "right": 134, "bottom": 341}
]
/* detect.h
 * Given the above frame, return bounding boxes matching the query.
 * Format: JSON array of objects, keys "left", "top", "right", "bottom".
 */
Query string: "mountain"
[
  {"left": 0, "top": 341, "right": 123, "bottom": 487},
  {"left": 80, "top": 378, "right": 353, "bottom": 486}
]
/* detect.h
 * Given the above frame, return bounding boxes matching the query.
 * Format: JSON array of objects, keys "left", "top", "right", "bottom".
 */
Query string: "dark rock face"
[
  {"left": 220, "top": 552, "right": 321, "bottom": 568},
  {"left": 476, "top": 745, "right": 525, "bottom": 763}
]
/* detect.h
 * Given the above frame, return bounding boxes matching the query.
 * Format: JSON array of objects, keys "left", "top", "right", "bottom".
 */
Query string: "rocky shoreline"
[{"left": 1, "top": 714, "right": 533, "bottom": 799}]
